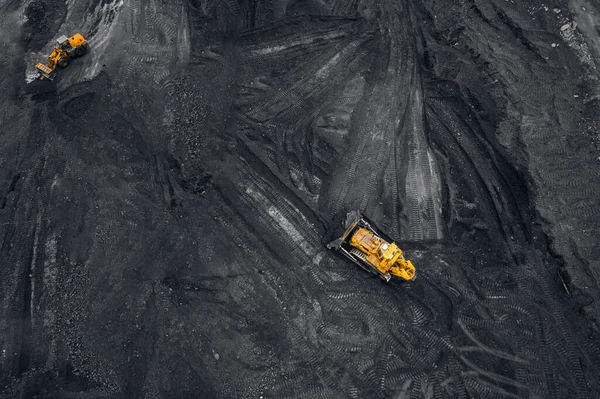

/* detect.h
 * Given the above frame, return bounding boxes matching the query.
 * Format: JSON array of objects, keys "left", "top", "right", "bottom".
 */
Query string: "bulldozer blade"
[
  {"left": 326, "top": 211, "right": 361, "bottom": 250},
  {"left": 326, "top": 238, "right": 343, "bottom": 250}
]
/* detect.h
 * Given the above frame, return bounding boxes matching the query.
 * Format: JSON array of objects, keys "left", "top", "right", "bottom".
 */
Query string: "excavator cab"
[
  {"left": 327, "top": 211, "right": 416, "bottom": 282},
  {"left": 35, "top": 33, "right": 88, "bottom": 80}
]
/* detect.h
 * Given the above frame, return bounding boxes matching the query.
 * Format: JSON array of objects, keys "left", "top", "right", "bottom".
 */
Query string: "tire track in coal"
[
  {"left": 206, "top": 191, "right": 335, "bottom": 395},
  {"left": 402, "top": 84, "right": 444, "bottom": 241},
  {"left": 268, "top": 71, "right": 369, "bottom": 209},
  {"left": 236, "top": 35, "right": 374, "bottom": 210},
  {"left": 233, "top": 156, "right": 331, "bottom": 288},
  {"left": 458, "top": 303, "right": 536, "bottom": 386},
  {"left": 323, "top": 2, "right": 443, "bottom": 245},
  {"left": 348, "top": 282, "right": 450, "bottom": 393},
  {"left": 25, "top": 156, "right": 53, "bottom": 376},
  {"left": 238, "top": 18, "right": 364, "bottom": 86},
  {"left": 0, "top": 135, "right": 52, "bottom": 382},
  {"left": 425, "top": 97, "right": 529, "bottom": 251},
  {"left": 240, "top": 15, "right": 358, "bottom": 38},
  {"left": 538, "top": 164, "right": 600, "bottom": 180},
  {"left": 328, "top": 34, "right": 402, "bottom": 217},
  {"left": 456, "top": 318, "right": 529, "bottom": 365},
  {"left": 513, "top": 254, "right": 595, "bottom": 397},
  {"left": 245, "top": 37, "right": 370, "bottom": 122},
  {"left": 386, "top": 3, "right": 443, "bottom": 242},
  {"left": 525, "top": 121, "right": 600, "bottom": 222},
  {"left": 238, "top": 46, "right": 346, "bottom": 119},
  {"left": 560, "top": 186, "right": 597, "bottom": 201},
  {"left": 108, "top": 0, "right": 189, "bottom": 97},
  {"left": 146, "top": 4, "right": 178, "bottom": 45},
  {"left": 422, "top": 259, "right": 548, "bottom": 397},
  {"left": 530, "top": 258, "right": 592, "bottom": 397},
  {"left": 441, "top": 355, "right": 469, "bottom": 399},
  {"left": 356, "top": 45, "right": 413, "bottom": 213},
  {"left": 234, "top": 181, "right": 340, "bottom": 299},
  {"left": 12, "top": 200, "right": 41, "bottom": 376},
  {"left": 330, "top": 0, "right": 360, "bottom": 17},
  {"left": 240, "top": 19, "right": 357, "bottom": 61},
  {"left": 228, "top": 157, "right": 451, "bottom": 395},
  {"left": 516, "top": 80, "right": 574, "bottom": 108},
  {"left": 464, "top": 376, "right": 516, "bottom": 399}
]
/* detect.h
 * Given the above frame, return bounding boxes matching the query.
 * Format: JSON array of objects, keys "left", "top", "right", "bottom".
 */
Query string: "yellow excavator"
[
  {"left": 35, "top": 33, "right": 88, "bottom": 80},
  {"left": 327, "top": 211, "right": 416, "bottom": 282}
]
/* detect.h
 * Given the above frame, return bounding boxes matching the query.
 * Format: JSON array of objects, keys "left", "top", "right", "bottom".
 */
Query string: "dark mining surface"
[{"left": 1, "top": 0, "right": 600, "bottom": 397}]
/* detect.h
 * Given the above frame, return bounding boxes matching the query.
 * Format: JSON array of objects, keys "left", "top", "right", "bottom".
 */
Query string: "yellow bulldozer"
[
  {"left": 327, "top": 211, "right": 416, "bottom": 282},
  {"left": 35, "top": 33, "right": 88, "bottom": 80}
]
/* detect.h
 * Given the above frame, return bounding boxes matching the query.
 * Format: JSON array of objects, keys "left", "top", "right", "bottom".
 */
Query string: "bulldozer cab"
[{"left": 377, "top": 242, "right": 392, "bottom": 260}]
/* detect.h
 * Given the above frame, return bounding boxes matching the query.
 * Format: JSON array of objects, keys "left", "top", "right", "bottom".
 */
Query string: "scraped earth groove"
[{"left": 1, "top": 0, "right": 600, "bottom": 397}]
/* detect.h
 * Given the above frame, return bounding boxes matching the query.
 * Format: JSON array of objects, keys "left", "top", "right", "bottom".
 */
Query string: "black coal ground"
[{"left": 1, "top": 0, "right": 600, "bottom": 397}]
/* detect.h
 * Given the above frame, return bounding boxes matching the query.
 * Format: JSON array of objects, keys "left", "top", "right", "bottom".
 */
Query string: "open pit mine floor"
[{"left": 1, "top": 0, "right": 600, "bottom": 397}]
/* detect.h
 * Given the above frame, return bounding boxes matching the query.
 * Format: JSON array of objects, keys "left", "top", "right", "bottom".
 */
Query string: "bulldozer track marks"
[
  {"left": 560, "top": 186, "right": 598, "bottom": 201},
  {"left": 112, "top": 0, "right": 190, "bottom": 98},
  {"left": 569, "top": 204, "right": 600, "bottom": 219},
  {"left": 6, "top": 0, "right": 595, "bottom": 396},
  {"left": 426, "top": 96, "right": 532, "bottom": 249},
  {"left": 242, "top": 38, "right": 370, "bottom": 122},
  {"left": 321, "top": 9, "right": 443, "bottom": 244},
  {"left": 241, "top": 28, "right": 352, "bottom": 60},
  {"left": 218, "top": 153, "right": 476, "bottom": 395},
  {"left": 517, "top": 82, "right": 568, "bottom": 106}
]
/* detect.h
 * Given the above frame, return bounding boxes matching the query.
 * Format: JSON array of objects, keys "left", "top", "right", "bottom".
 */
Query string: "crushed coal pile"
[{"left": 1, "top": 0, "right": 600, "bottom": 397}]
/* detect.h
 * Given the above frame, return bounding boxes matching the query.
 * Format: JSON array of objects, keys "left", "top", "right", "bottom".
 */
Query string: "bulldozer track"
[
  {"left": 331, "top": 0, "right": 360, "bottom": 16},
  {"left": 324, "top": 17, "right": 441, "bottom": 242},
  {"left": 329, "top": 87, "right": 394, "bottom": 215},
  {"left": 241, "top": 29, "right": 351, "bottom": 59},
  {"left": 240, "top": 161, "right": 320, "bottom": 240},
  {"left": 245, "top": 38, "right": 367, "bottom": 121},
  {"left": 561, "top": 186, "right": 597, "bottom": 201}
]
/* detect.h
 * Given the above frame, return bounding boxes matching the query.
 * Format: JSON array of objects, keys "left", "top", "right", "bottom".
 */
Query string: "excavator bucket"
[{"left": 36, "top": 63, "right": 54, "bottom": 80}]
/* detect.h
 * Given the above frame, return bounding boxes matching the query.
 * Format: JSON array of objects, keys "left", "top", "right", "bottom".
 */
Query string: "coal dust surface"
[{"left": 1, "top": 0, "right": 600, "bottom": 397}]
